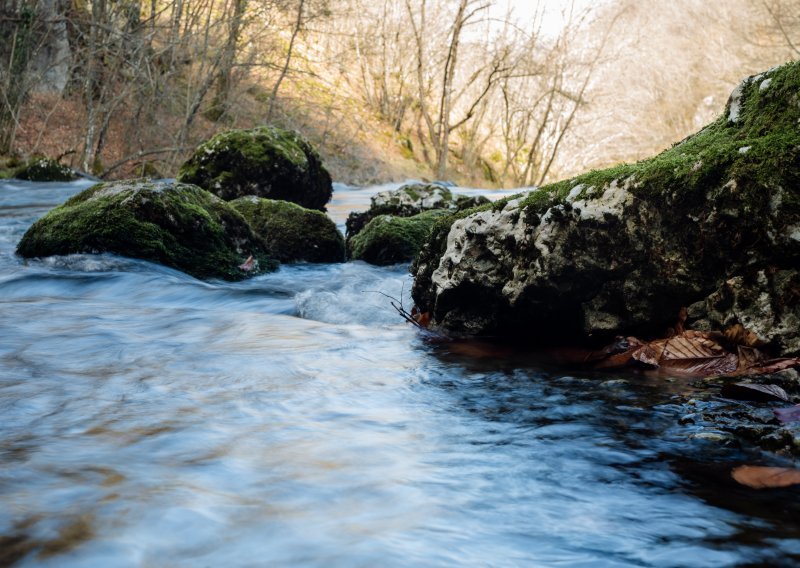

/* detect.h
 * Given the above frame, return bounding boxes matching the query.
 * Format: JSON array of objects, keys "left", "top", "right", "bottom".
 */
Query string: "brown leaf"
[
  {"left": 631, "top": 343, "right": 663, "bottom": 367},
  {"left": 774, "top": 405, "right": 800, "bottom": 424},
  {"left": 662, "top": 354, "right": 739, "bottom": 375},
  {"left": 592, "top": 349, "right": 636, "bottom": 369},
  {"left": 720, "top": 382, "right": 790, "bottom": 403},
  {"left": 724, "top": 323, "right": 765, "bottom": 348},
  {"left": 736, "top": 345, "right": 766, "bottom": 371},
  {"left": 662, "top": 332, "right": 727, "bottom": 360},
  {"left": 655, "top": 332, "right": 738, "bottom": 375},
  {"left": 414, "top": 311, "right": 431, "bottom": 328},
  {"left": 238, "top": 255, "right": 255, "bottom": 272},
  {"left": 751, "top": 358, "right": 800, "bottom": 374},
  {"left": 731, "top": 465, "right": 800, "bottom": 489},
  {"left": 587, "top": 337, "right": 643, "bottom": 368}
]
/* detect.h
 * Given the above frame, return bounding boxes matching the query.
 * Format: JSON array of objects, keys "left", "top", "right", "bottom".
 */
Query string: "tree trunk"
[
  {"left": 208, "top": 0, "right": 248, "bottom": 122},
  {"left": 266, "top": 0, "right": 305, "bottom": 122}
]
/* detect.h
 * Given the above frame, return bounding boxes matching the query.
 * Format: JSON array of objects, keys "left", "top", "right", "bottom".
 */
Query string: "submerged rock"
[
  {"left": 177, "top": 126, "right": 332, "bottom": 210},
  {"left": 345, "top": 182, "right": 489, "bottom": 240},
  {"left": 349, "top": 210, "right": 448, "bottom": 266},
  {"left": 16, "top": 180, "right": 276, "bottom": 281},
  {"left": 13, "top": 158, "right": 77, "bottom": 182},
  {"left": 231, "top": 196, "right": 344, "bottom": 263},
  {"left": 682, "top": 368, "right": 800, "bottom": 456},
  {"left": 412, "top": 61, "right": 800, "bottom": 354}
]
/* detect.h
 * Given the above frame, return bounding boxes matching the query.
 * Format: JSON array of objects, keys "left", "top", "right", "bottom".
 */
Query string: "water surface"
[{"left": 1, "top": 179, "right": 798, "bottom": 567}]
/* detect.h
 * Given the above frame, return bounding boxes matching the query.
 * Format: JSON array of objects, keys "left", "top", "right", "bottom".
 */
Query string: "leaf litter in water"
[
  {"left": 720, "top": 382, "right": 790, "bottom": 403},
  {"left": 731, "top": 465, "right": 800, "bottom": 489},
  {"left": 586, "top": 315, "right": 799, "bottom": 379}
]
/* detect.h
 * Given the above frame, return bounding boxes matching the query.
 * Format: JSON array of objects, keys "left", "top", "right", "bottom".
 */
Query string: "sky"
[{"left": 495, "top": 0, "right": 610, "bottom": 37}]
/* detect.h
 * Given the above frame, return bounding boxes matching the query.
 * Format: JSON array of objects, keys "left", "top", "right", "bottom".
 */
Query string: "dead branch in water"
[{"left": 362, "top": 286, "right": 446, "bottom": 340}]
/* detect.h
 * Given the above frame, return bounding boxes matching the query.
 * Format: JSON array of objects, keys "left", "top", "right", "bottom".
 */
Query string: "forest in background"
[{"left": 1, "top": 0, "right": 798, "bottom": 186}]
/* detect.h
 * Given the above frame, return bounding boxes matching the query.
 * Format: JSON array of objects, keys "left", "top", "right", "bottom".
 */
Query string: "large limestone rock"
[
  {"left": 178, "top": 126, "right": 333, "bottom": 210},
  {"left": 231, "top": 196, "right": 344, "bottom": 263},
  {"left": 17, "top": 180, "right": 276, "bottom": 280},
  {"left": 412, "top": 61, "right": 800, "bottom": 355}
]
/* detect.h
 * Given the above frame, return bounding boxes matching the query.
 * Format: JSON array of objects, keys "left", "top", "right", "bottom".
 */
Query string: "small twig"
[
  {"left": 363, "top": 288, "right": 424, "bottom": 330},
  {"left": 362, "top": 287, "right": 451, "bottom": 342}
]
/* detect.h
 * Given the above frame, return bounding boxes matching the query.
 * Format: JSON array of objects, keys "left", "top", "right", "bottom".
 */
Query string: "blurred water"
[{"left": 0, "top": 179, "right": 798, "bottom": 567}]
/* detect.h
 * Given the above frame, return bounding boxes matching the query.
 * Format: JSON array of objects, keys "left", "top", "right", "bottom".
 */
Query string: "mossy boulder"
[
  {"left": 177, "top": 126, "right": 333, "bottom": 210},
  {"left": 13, "top": 158, "right": 77, "bottom": 182},
  {"left": 412, "top": 61, "right": 800, "bottom": 354},
  {"left": 230, "top": 196, "right": 344, "bottom": 263},
  {"left": 345, "top": 182, "right": 490, "bottom": 240},
  {"left": 16, "top": 180, "right": 276, "bottom": 281},
  {"left": 0, "top": 155, "right": 23, "bottom": 179},
  {"left": 349, "top": 210, "right": 448, "bottom": 266}
]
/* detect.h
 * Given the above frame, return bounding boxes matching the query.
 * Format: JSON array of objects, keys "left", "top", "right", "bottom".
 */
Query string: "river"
[{"left": 1, "top": 179, "right": 798, "bottom": 566}]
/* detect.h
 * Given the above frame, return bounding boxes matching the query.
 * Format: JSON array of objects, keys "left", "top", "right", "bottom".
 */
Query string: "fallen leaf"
[
  {"left": 724, "top": 323, "right": 765, "bottom": 348},
  {"left": 631, "top": 341, "right": 664, "bottom": 367},
  {"left": 238, "top": 255, "right": 255, "bottom": 272},
  {"left": 588, "top": 336, "right": 643, "bottom": 368},
  {"left": 736, "top": 345, "right": 765, "bottom": 371},
  {"left": 662, "top": 331, "right": 727, "bottom": 359},
  {"left": 410, "top": 306, "right": 431, "bottom": 328},
  {"left": 664, "top": 354, "right": 739, "bottom": 375},
  {"left": 654, "top": 332, "right": 738, "bottom": 375},
  {"left": 731, "top": 465, "right": 800, "bottom": 489},
  {"left": 774, "top": 404, "right": 800, "bottom": 424},
  {"left": 749, "top": 358, "right": 800, "bottom": 374},
  {"left": 720, "top": 382, "right": 790, "bottom": 403},
  {"left": 589, "top": 326, "right": 798, "bottom": 378}
]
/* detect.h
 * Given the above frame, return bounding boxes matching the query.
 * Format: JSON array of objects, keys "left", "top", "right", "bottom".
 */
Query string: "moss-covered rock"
[
  {"left": 345, "top": 182, "right": 490, "bottom": 240},
  {"left": 13, "top": 157, "right": 77, "bottom": 181},
  {"left": 177, "top": 126, "right": 332, "bottom": 210},
  {"left": 0, "top": 155, "right": 23, "bottom": 179},
  {"left": 230, "top": 196, "right": 344, "bottom": 263},
  {"left": 349, "top": 210, "right": 448, "bottom": 266},
  {"left": 16, "top": 180, "right": 276, "bottom": 280},
  {"left": 412, "top": 61, "right": 800, "bottom": 353}
]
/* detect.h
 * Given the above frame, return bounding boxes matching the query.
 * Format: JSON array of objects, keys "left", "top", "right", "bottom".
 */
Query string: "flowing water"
[{"left": 1, "top": 179, "right": 799, "bottom": 567}]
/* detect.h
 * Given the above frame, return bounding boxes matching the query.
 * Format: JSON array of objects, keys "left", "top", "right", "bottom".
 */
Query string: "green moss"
[
  {"left": 13, "top": 158, "right": 77, "bottom": 182},
  {"left": 177, "top": 125, "right": 333, "bottom": 210},
  {"left": 231, "top": 197, "right": 344, "bottom": 263},
  {"left": 0, "top": 155, "right": 22, "bottom": 179},
  {"left": 350, "top": 209, "right": 448, "bottom": 265},
  {"left": 17, "top": 180, "right": 277, "bottom": 280}
]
